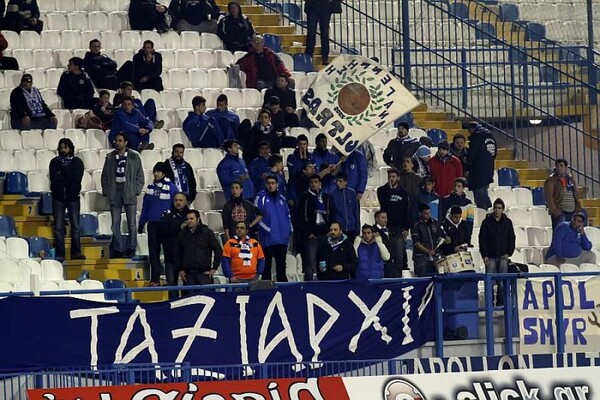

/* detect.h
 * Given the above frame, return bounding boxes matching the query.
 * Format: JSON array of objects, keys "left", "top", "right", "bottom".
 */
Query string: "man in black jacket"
[
  {"left": 57, "top": 57, "right": 95, "bottom": 110},
  {"left": 479, "top": 198, "right": 516, "bottom": 305},
  {"left": 49, "top": 138, "right": 86, "bottom": 261},
  {"left": 466, "top": 122, "right": 496, "bottom": 210},
  {"left": 439, "top": 177, "right": 472, "bottom": 221},
  {"left": 264, "top": 74, "right": 297, "bottom": 112},
  {"left": 383, "top": 122, "right": 420, "bottom": 170},
  {"left": 4, "top": 0, "right": 43, "bottom": 33},
  {"left": 297, "top": 174, "right": 333, "bottom": 280},
  {"left": 160, "top": 192, "right": 189, "bottom": 299},
  {"left": 412, "top": 203, "right": 449, "bottom": 277},
  {"left": 84, "top": 39, "right": 133, "bottom": 90},
  {"left": 440, "top": 206, "right": 472, "bottom": 256},
  {"left": 164, "top": 143, "right": 197, "bottom": 203},
  {"left": 176, "top": 209, "right": 222, "bottom": 291},
  {"left": 222, "top": 180, "right": 263, "bottom": 240},
  {"left": 216, "top": 2, "right": 255, "bottom": 52},
  {"left": 132, "top": 40, "right": 164, "bottom": 92},
  {"left": 372, "top": 210, "right": 397, "bottom": 278},
  {"left": 128, "top": 0, "right": 169, "bottom": 32},
  {"left": 169, "top": 0, "right": 220, "bottom": 33},
  {"left": 316, "top": 221, "right": 357, "bottom": 280},
  {"left": 10, "top": 73, "right": 57, "bottom": 129}
]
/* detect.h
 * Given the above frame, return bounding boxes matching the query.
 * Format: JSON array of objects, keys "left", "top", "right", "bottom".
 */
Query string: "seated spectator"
[
  {"left": 222, "top": 221, "right": 265, "bottom": 283},
  {"left": 399, "top": 156, "right": 421, "bottom": 196},
  {"left": 264, "top": 74, "right": 297, "bottom": 111},
  {"left": 237, "top": 35, "right": 292, "bottom": 90},
  {"left": 129, "top": 0, "right": 169, "bottom": 32},
  {"left": 0, "top": 32, "right": 18, "bottom": 70},
  {"left": 450, "top": 133, "right": 469, "bottom": 176},
  {"left": 242, "top": 109, "right": 282, "bottom": 164},
  {"left": 439, "top": 177, "right": 472, "bottom": 221},
  {"left": 217, "top": 139, "right": 254, "bottom": 200},
  {"left": 132, "top": 40, "right": 164, "bottom": 92},
  {"left": 222, "top": 180, "right": 263, "bottom": 240},
  {"left": 182, "top": 96, "right": 222, "bottom": 148},
  {"left": 329, "top": 172, "right": 360, "bottom": 240},
  {"left": 265, "top": 96, "right": 299, "bottom": 132},
  {"left": 440, "top": 206, "right": 472, "bottom": 256},
  {"left": 169, "top": 0, "right": 219, "bottom": 33},
  {"left": 91, "top": 90, "right": 114, "bottom": 130},
  {"left": 428, "top": 140, "right": 463, "bottom": 197},
  {"left": 205, "top": 94, "right": 240, "bottom": 141},
  {"left": 57, "top": 57, "right": 95, "bottom": 110},
  {"left": 354, "top": 224, "right": 390, "bottom": 281},
  {"left": 546, "top": 212, "right": 596, "bottom": 267},
  {"left": 10, "top": 73, "right": 57, "bottom": 130},
  {"left": 249, "top": 141, "right": 271, "bottom": 191},
  {"left": 84, "top": 39, "right": 132, "bottom": 90},
  {"left": 217, "top": 2, "right": 255, "bottom": 52},
  {"left": 110, "top": 95, "right": 154, "bottom": 152},
  {"left": 114, "top": 81, "right": 163, "bottom": 128},
  {"left": 413, "top": 145, "right": 431, "bottom": 178},
  {"left": 316, "top": 221, "right": 357, "bottom": 280},
  {"left": 4, "top": 0, "right": 43, "bottom": 33},
  {"left": 312, "top": 133, "right": 339, "bottom": 171}
]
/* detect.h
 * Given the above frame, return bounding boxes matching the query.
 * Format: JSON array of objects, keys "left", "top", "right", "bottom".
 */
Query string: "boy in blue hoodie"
[
  {"left": 205, "top": 94, "right": 240, "bottom": 141},
  {"left": 138, "top": 162, "right": 178, "bottom": 286},
  {"left": 183, "top": 96, "right": 223, "bottom": 148}
]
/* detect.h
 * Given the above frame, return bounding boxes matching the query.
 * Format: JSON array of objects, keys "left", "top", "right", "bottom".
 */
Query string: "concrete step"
[
  {"left": 255, "top": 25, "right": 296, "bottom": 34},
  {"left": 417, "top": 120, "right": 462, "bottom": 129},
  {"left": 64, "top": 243, "right": 110, "bottom": 261},
  {"left": 494, "top": 159, "right": 529, "bottom": 169},
  {"left": 516, "top": 168, "right": 548, "bottom": 180},
  {"left": 13, "top": 216, "right": 51, "bottom": 237},
  {"left": 133, "top": 290, "right": 169, "bottom": 303},
  {"left": 66, "top": 266, "right": 145, "bottom": 281},
  {"left": 581, "top": 198, "right": 600, "bottom": 207},
  {"left": 412, "top": 111, "right": 448, "bottom": 121},
  {"left": 217, "top": 4, "right": 265, "bottom": 13},
  {"left": 521, "top": 179, "right": 546, "bottom": 188},
  {"left": 496, "top": 148, "right": 513, "bottom": 161},
  {"left": 245, "top": 14, "right": 280, "bottom": 25},
  {"left": 0, "top": 203, "right": 38, "bottom": 217}
]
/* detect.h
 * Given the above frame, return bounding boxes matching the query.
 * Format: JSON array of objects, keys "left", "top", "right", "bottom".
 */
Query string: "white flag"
[{"left": 301, "top": 55, "right": 420, "bottom": 155}]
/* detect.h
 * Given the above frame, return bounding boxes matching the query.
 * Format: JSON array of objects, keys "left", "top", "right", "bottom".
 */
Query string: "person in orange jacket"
[{"left": 222, "top": 221, "right": 266, "bottom": 283}]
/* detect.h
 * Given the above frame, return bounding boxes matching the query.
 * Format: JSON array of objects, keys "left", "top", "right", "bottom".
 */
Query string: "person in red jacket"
[
  {"left": 428, "top": 140, "right": 463, "bottom": 197},
  {"left": 236, "top": 34, "right": 292, "bottom": 90}
]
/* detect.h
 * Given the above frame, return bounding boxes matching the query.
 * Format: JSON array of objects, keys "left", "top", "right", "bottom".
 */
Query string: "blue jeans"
[
  {"left": 110, "top": 185, "right": 137, "bottom": 253},
  {"left": 473, "top": 185, "right": 492, "bottom": 210},
  {"left": 486, "top": 257, "right": 509, "bottom": 302},
  {"left": 414, "top": 256, "right": 437, "bottom": 277},
  {"left": 52, "top": 198, "right": 82, "bottom": 258}
]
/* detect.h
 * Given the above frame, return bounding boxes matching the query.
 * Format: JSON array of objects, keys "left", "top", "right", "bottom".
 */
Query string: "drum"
[{"left": 435, "top": 252, "right": 475, "bottom": 274}]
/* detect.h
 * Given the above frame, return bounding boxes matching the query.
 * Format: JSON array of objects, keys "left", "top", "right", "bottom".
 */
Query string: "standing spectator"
[
  {"left": 377, "top": 169, "right": 411, "bottom": 276},
  {"left": 243, "top": 109, "right": 281, "bottom": 164},
  {"left": 237, "top": 35, "right": 292, "bottom": 90},
  {"left": 217, "top": 139, "right": 254, "bottom": 200},
  {"left": 254, "top": 176, "right": 292, "bottom": 281},
  {"left": 440, "top": 206, "right": 472, "bottom": 256},
  {"left": 169, "top": 0, "right": 220, "bottom": 33},
  {"left": 413, "top": 145, "right": 431, "bottom": 178},
  {"left": 138, "top": 162, "right": 178, "bottom": 286},
  {"left": 91, "top": 90, "right": 114, "bottom": 130},
  {"left": 260, "top": 154, "right": 287, "bottom": 196},
  {"left": 4, "top": 0, "right": 43, "bottom": 33},
  {"left": 129, "top": 0, "right": 169, "bottom": 32},
  {"left": 183, "top": 96, "right": 222, "bottom": 148},
  {"left": 113, "top": 81, "right": 162, "bottom": 128},
  {"left": 222, "top": 221, "right": 265, "bottom": 283},
  {"left": 312, "top": 133, "right": 340, "bottom": 171},
  {"left": 329, "top": 172, "right": 360, "bottom": 240},
  {"left": 289, "top": 161, "right": 318, "bottom": 204},
  {"left": 399, "top": 156, "right": 421, "bottom": 196},
  {"left": 544, "top": 158, "right": 581, "bottom": 230},
  {"left": 264, "top": 74, "right": 297, "bottom": 112},
  {"left": 286, "top": 134, "right": 313, "bottom": 181},
  {"left": 132, "top": 40, "right": 164, "bottom": 92},
  {"left": 297, "top": 174, "right": 333, "bottom": 280},
  {"left": 49, "top": 138, "right": 86, "bottom": 261},
  {"left": 304, "top": 0, "right": 341, "bottom": 65},
  {"left": 265, "top": 96, "right": 299, "bottom": 132},
  {"left": 466, "top": 122, "right": 496, "bottom": 210},
  {"left": 217, "top": 2, "right": 255, "bottom": 52},
  {"left": 316, "top": 221, "right": 357, "bottom": 280},
  {"left": 160, "top": 192, "right": 189, "bottom": 299},
  {"left": 10, "top": 73, "right": 57, "bottom": 130},
  {"left": 222, "top": 181, "right": 263, "bottom": 240},
  {"left": 372, "top": 210, "right": 396, "bottom": 278},
  {"left": 0, "top": 32, "right": 19, "bottom": 70},
  {"left": 84, "top": 39, "right": 132, "bottom": 90},
  {"left": 416, "top": 175, "right": 440, "bottom": 205},
  {"left": 164, "top": 144, "right": 198, "bottom": 203},
  {"left": 359, "top": 140, "right": 378, "bottom": 177},
  {"left": 110, "top": 95, "right": 154, "bottom": 152},
  {"left": 337, "top": 149, "right": 368, "bottom": 198},
  {"left": 249, "top": 141, "right": 271, "bottom": 191},
  {"left": 383, "top": 122, "right": 420, "bottom": 170},
  {"left": 428, "top": 140, "right": 463, "bottom": 197},
  {"left": 439, "top": 177, "right": 472, "bottom": 221},
  {"left": 354, "top": 224, "right": 390, "bottom": 281},
  {"left": 478, "top": 198, "right": 516, "bottom": 306},
  {"left": 101, "top": 133, "right": 145, "bottom": 258},
  {"left": 412, "top": 203, "right": 449, "bottom": 277},
  {"left": 450, "top": 133, "right": 469, "bottom": 175},
  {"left": 57, "top": 57, "right": 95, "bottom": 110},
  {"left": 176, "top": 209, "right": 222, "bottom": 289},
  {"left": 546, "top": 212, "right": 595, "bottom": 267},
  {"left": 206, "top": 94, "right": 240, "bottom": 141}
]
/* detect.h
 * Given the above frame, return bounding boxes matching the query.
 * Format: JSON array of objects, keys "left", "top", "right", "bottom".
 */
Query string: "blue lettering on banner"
[
  {"left": 521, "top": 280, "right": 596, "bottom": 311},
  {"left": 0, "top": 282, "right": 434, "bottom": 372}
]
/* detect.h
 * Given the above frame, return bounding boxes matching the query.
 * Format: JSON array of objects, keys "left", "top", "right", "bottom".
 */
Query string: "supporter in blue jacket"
[
  {"left": 248, "top": 141, "right": 271, "bottom": 191},
  {"left": 254, "top": 175, "right": 292, "bottom": 281},
  {"left": 137, "top": 162, "right": 178, "bottom": 285},
  {"left": 217, "top": 139, "right": 254, "bottom": 200},
  {"left": 312, "top": 133, "right": 339, "bottom": 171},
  {"left": 183, "top": 96, "right": 222, "bottom": 148},
  {"left": 286, "top": 134, "right": 313, "bottom": 180},
  {"left": 354, "top": 224, "right": 391, "bottom": 281},
  {"left": 546, "top": 212, "right": 595, "bottom": 266},
  {"left": 110, "top": 95, "right": 154, "bottom": 151},
  {"left": 336, "top": 148, "right": 368, "bottom": 197},
  {"left": 205, "top": 94, "right": 240, "bottom": 141},
  {"left": 329, "top": 172, "right": 360, "bottom": 240}
]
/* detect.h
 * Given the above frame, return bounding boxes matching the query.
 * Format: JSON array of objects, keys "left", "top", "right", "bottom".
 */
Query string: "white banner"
[
  {"left": 301, "top": 55, "right": 420, "bottom": 155},
  {"left": 517, "top": 276, "right": 600, "bottom": 354}
]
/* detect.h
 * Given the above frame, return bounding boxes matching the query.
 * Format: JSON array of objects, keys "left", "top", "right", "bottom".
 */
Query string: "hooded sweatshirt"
[
  {"left": 205, "top": 107, "right": 240, "bottom": 141},
  {"left": 217, "top": 2, "right": 256, "bottom": 51},
  {"left": 440, "top": 215, "right": 472, "bottom": 256},
  {"left": 546, "top": 221, "right": 592, "bottom": 259},
  {"left": 132, "top": 48, "right": 163, "bottom": 83},
  {"left": 182, "top": 111, "right": 222, "bottom": 148},
  {"left": 139, "top": 177, "right": 178, "bottom": 226}
]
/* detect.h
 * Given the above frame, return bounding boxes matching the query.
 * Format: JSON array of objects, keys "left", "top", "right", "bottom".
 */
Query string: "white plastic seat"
[
  {"left": 20, "top": 31, "right": 40, "bottom": 49},
  {"left": 198, "top": 169, "right": 220, "bottom": 188},
  {"left": 193, "top": 190, "right": 213, "bottom": 211},
  {"left": 175, "top": 49, "right": 197, "bottom": 69},
  {"left": 530, "top": 207, "right": 552, "bottom": 227},
  {"left": 202, "top": 148, "right": 223, "bottom": 168},
  {"left": 25, "top": 68, "right": 46, "bottom": 89},
  {"left": 56, "top": 0, "right": 76, "bottom": 12},
  {"left": 40, "top": 281, "right": 61, "bottom": 293},
  {"left": 101, "top": 31, "right": 122, "bottom": 50},
  {"left": 59, "top": 280, "right": 83, "bottom": 297},
  {"left": 78, "top": 149, "right": 101, "bottom": 170},
  {"left": 188, "top": 69, "right": 208, "bottom": 89},
  {"left": 201, "top": 88, "right": 221, "bottom": 107},
  {"left": 526, "top": 226, "right": 551, "bottom": 247},
  {"left": 88, "top": 11, "right": 109, "bottom": 30},
  {"left": 0, "top": 150, "right": 14, "bottom": 171},
  {"left": 66, "top": 12, "right": 87, "bottom": 30},
  {"left": 41, "top": 259, "right": 64, "bottom": 281},
  {"left": 140, "top": 149, "right": 162, "bottom": 169},
  {"left": 81, "top": 279, "right": 108, "bottom": 302},
  {"left": 32, "top": 49, "right": 54, "bottom": 69},
  {"left": 41, "top": 30, "right": 61, "bottom": 49},
  {"left": 203, "top": 211, "right": 224, "bottom": 232},
  {"left": 35, "top": 149, "right": 55, "bottom": 171},
  {"left": 150, "top": 129, "right": 169, "bottom": 149},
  {"left": 160, "top": 31, "right": 180, "bottom": 50},
  {"left": 47, "top": 13, "right": 69, "bottom": 30},
  {"left": 492, "top": 186, "right": 516, "bottom": 208},
  {"left": 80, "top": 31, "right": 101, "bottom": 50},
  {"left": 0, "top": 129, "right": 22, "bottom": 150},
  {"left": 506, "top": 207, "right": 531, "bottom": 227},
  {"left": 278, "top": 52, "right": 294, "bottom": 72},
  {"left": 241, "top": 88, "right": 262, "bottom": 108},
  {"left": 527, "top": 264, "right": 543, "bottom": 273},
  {"left": 167, "top": 69, "right": 189, "bottom": 90},
  {"left": 140, "top": 89, "right": 162, "bottom": 108},
  {"left": 3, "top": 70, "right": 22, "bottom": 89},
  {"left": 27, "top": 171, "right": 50, "bottom": 192},
  {"left": 64, "top": 128, "right": 87, "bottom": 150},
  {"left": 236, "top": 107, "right": 258, "bottom": 122},
  {"left": 195, "top": 50, "right": 214, "bottom": 69},
  {"left": 108, "top": 11, "right": 129, "bottom": 31},
  {"left": 540, "top": 264, "right": 560, "bottom": 273},
  {"left": 98, "top": 212, "right": 112, "bottom": 235},
  {"left": 46, "top": 68, "right": 65, "bottom": 87},
  {"left": 513, "top": 187, "right": 533, "bottom": 207},
  {"left": 584, "top": 227, "right": 600, "bottom": 247},
  {"left": 18, "top": 259, "right": 41, "bottom": 281},
  {"left": 141, "top": 30, "right": 162, "bottom": 49},
  {"left": 86, "top": 129, "right": 108, "bottom": 149},
  {"left": 81, "top": 171, "right": 93, "bottom": 191},
  {"left": 161, "top": 90, "right": 182, "bottom": 108},
  {"left": 208, "top": 68, "right": 228, "bottom": 89},
  {"left": 181, "top": 31, "right": 201, "bottom": 49},
  {"left": 40, "top": 89, "right": 61, "bottom": 110},
  {"left": 6, "top": 237, "right": 29, "bottom": 259},
  {"left": 14, "top": 149, "right": 36, "bottom": 172},
  {"left": 201, "top": 33, "right": 222, "bottom": 49},
  {"left": 560, "top": 263, "right": 579, "bottom": 272},
  {"left": 1, "top": 30, "right": 19, "bottom": 49},
  {"left": 0, "top": 260, "right": 20, "bottom": 283},
  {"left": 514, "top": 227, "right": 528, "bottom": 248},
  {"left": 183, "top": 148, "right": 203, "bottom": 169},
  {"left": 43, "top": 129, "right": 65, "bottom": 150},
  {"left": 181, "top": 88, "right": 201, "bottom": 107},
  {"left": 11, "top": 50, "right": 32, "bottom": 70},
  {"left": 221, "top": 88, "right": 242, "bottom": 108},
  {"left": 156, "top": 108, "right": 179, "bottom": 129},
  {"left": 580, "top": 263, "right": 600, "bottom": 272},
  {"left": 121, "top": 30, "right": 141, "bottom": 50},
  {"left": 61, "top": 30, "right": 82, "bottom": 50},
  {"left": 214, "top": 50, "right": 234, "bottom": 68},
  {"left": 168, "top": 127, "right": 191, "bottom": 148}
]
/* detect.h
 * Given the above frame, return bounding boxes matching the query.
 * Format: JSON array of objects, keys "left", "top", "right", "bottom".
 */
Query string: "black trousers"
[
  {"left": 52, "top": 198, "right": 82, "bottom": 259},
  {"left": 305, "top": 10, "right": 332, "bottom": 62},
  {"left": 147, "top": 221, "right": 166, "bottom": 283},
  {"left": 263, "top": 244, "right": 288, "bottom": 282},
  {"left": 162, "top": 233, "right": 179, "bottom": 299},
  {"left": 182, "top": 272, "right": 213, "bottom": 296},
  {"left": 0, "top": 56, "right": 19, "bottom": 70}
]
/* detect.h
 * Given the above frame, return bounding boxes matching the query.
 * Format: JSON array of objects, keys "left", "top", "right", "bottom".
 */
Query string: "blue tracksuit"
[
  {"left": 206, "top": 108, "right": 240, "bottom": 141},
  {"left": 182, "top": 111, "right": 223, "bottom": 148},
  {"left": 110, "top": 108, "right": 154, "bottom": 150},
  {"left": 254, "top": 190, "right": 292, "bottom": 246},
  {"left": 329, "top": 187, "right": 360, "bottom": 234},
  {"left": 248, "top": 155, "right": 270, "bottom": 191},
  {"left": 546, "top": 221, "right": 593, "bottom": 259},
  {"left": 139, "top": 178, "right": 178, "bottom": 226},
  {"left": 338, "top": 149, "right": 368, "bottom": 194},
  {"left": 217, "top": 153, "right": 254, "bottom": 200},
  {"left": 311, "top": 148, "right": 339, "bottom": 171},
  {"left": 286, "top": 149, "right": 314, "bottom": 180}
]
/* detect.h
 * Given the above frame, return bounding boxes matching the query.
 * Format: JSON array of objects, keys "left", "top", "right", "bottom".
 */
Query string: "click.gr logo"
[{"left": 384, "top": 378, "right": 426, "bottom": 400}]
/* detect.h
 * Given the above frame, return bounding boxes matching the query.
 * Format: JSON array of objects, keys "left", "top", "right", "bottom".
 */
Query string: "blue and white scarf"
[
  {"left": 59, "top": 155, "right": 74, "bottom": 166},
  {"left": 169, "top": 157, "right": 189, "bottom": 194},
  {"left": 148, "top": 177, "right": 173, "bottom": 200},
  {"left": 22, "top": 87, "right": 45, "bottom": 117},
  {"left": 327, "top": 233, "right": 347, "bottom": 250},
  {"left": 309, "top": 188, "right": 327, "bottom": 225},
  {"left": 234, "top": 235, "right": 253, "bottom": 266},
  {"left": 115, "top": 152, "right": 127, "bottom": 183}
]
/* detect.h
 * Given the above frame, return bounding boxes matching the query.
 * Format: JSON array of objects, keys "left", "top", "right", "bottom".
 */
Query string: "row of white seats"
[
  {"left": 0, "top": 279, "right": 110, "bottom": 302},
  {"left": 0, "top": 257, "right": 64, "bottom": 282},
  {"left": 40, "top": 0, "right": 130, "bottom": 12},
  {"left": 0, "top": 237, "right": 30, "bottom": 259}
]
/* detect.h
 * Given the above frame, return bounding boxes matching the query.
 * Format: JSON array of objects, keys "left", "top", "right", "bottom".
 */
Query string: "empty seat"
[
  {"left": 35, "top": 149, "right": 56, "bottom": 171},
  {"left": 530, "top": 207, "right": 552, "bottom": 227},
  {"left": 0, "top": 260, "right": 19, "bottom": 283},
  {"left": 6, "top": 237, "right": 29, "bottom": 259},
  {"left": 41, "top": 259, "right": 65, "bottom": 281},
  {"left": 14, "top": 149, "right": 36, "bottom": 172},
  {"left": 584, "top": 227, "right": 600, "bottom": 247},
  {"left": 21, "top": 130, "right": 44, "bottom": 149},
  {"left": 497, "top": 167, "right": 519, "bottom": 187},
  {"left": 27, "top": 171, "right": 50, "bottom": 193},
  {"left": 526, "top": 226, "right": 551, "bottom": 247},
  {"left": 0, "top": 129, "right": 22, "bottom": 150}
]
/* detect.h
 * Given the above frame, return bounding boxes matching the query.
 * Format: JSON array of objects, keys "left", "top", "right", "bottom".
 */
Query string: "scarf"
[
  {"left": 327, "top": 233, "right": 347, "bottom": 250},
  {"left": 309, "top": 188, "right": 327, "bottom": 225},
  {"left": 22, "top": 87, "right": 45, "bottom": 117},
  {"left": 257, "top": 122, "right": 272, "bottom": 134},
  {"left": 437, "top": 153, "right": 451, "bottom": 163},
  {"left": 169, "top": 157, "right": 189, "bottom": 194},
  {"left": 148, "top": 177, "right": 173, "bottom": 200},
  {"left": 234, "top": 235, "right": 253, "bottom": 266},
  {"left": 115, "top": 152, "right": 127, "bottom": 183},
  {"left": 59, "top": 155, "right": 74, "bottom": 166}
]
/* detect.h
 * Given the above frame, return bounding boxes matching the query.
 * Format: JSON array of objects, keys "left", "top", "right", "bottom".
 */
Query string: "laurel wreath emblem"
[{"left": 329, "top": 69, "right": 385, "bottom": 127}]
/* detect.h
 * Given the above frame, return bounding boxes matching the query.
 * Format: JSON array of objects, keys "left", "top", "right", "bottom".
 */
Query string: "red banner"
[{"left": 27, "top": 377, "right": 350, "bottom": 400}]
